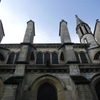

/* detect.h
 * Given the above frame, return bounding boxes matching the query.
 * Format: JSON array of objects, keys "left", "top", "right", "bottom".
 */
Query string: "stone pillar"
[
  {"left": 17, "top": 20, "right": 35, "bottom": 64},
  {"left": 23, "top": 20, "right": 35, "bottom": 43},
  {"left": 65, "top": 44, "right": 77, "bottom": 63},
  {"left": 1, "top": 85, "right": 17, "bottom": 100},
  {"left": 17, "top": 45, "right": 32, "bottom": 63},
  {"left": 59, "top": 20, "right": 71, "bottom": 44},
  {"left": 59, "top": 20, "right": 77, "bottom": 63}
]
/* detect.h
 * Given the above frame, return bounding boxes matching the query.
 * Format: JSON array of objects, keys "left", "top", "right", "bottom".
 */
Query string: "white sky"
[{"left": 0, "top": 0, "right": 100, "bottom": 44}]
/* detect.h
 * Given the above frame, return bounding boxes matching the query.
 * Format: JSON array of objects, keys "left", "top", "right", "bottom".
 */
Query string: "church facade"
[{"left": 0, "top": 16, "right": 100, "bottom": 100}]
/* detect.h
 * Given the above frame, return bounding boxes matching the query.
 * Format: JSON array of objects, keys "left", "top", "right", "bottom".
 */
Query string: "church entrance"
[{"left": 37, "top": 83, "right": 57, "bottom": 100}]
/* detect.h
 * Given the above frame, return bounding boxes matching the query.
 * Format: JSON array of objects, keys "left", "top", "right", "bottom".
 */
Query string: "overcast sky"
[{"left": 0, "top": 0, "right": 100, "bottom": 44}]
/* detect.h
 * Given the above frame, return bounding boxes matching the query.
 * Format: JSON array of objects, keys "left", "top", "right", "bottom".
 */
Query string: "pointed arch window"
[
  {"left": 7, "top": 53, "right": 15, "bottom": 64},
  {"left": 80, "top": 52, "right": 88, "bottom": 63},
  {"left": 44, "top": 53, "right": 50, "bottom": 64},
  {"left": 0, "top": 53, "right": 5, "bottom": 61},
  {"left": 36, "top": 53, "right": 43, "bottom": 64},
  {"left": 15, "top": 53, "right": 19, "bottom": 63},
  {"left": 95, "top": 82, "right": 100, "bottom": 100},
  {"left": 52, "top": 53, "right": 58, "bottom": 64},
  {"left": 60, "top": 52, "right": 64, "bottom": 61},
  {"left": 37, "top": 83, "right": 57, "bottom": 100}
]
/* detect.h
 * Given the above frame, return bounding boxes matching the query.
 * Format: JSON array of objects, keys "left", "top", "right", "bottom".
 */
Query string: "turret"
[
  {"left": 17, "top": 20, "right": 36, "bottom": 64},
  {"left": 76, "top": 15, "right": 98, "bottom": 48},
  {"left": 59, "top": 20, "right": 71, "bottom": 44},
  {"left": 59, "top": 20, "right": 77, "bottom": 63},
  {"left": 23, "top": 20, "right": 35, "bottom": 44},
  {"left": 0, "top": 20, "right": 5, "bottom": 42}
]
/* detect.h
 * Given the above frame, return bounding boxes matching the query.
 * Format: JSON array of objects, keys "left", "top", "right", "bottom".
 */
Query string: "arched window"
[
  {"left": 15, "top": 53, "right": 19, "bottom": 63},
  {"left": 37, "top": 83, "right": 57, "bottom": 100},
  {"left": 75, "top": 52, "right": 80, "bottom": 63},
  {"left": 44, "top": 53, "right": 50, "bottom": 64},
  {"left": 7, "top": 53, "right": 15, "bottom": 64},
  {"left": 60, "top": 52, "right": 64, "bottom": 61},
  {"left": 0, "top": 53, "right": 5, "bottom": 61},
  {"left": 52, "top": 53, "right": 58, "bottom": 64},
  {"left": 80, "top": 52, "right": 88, "bottom": 63},
  {"left": 94, "top": 51, "right": 100, "bottom": 60},
  {"left": 36, "top": 53, "right": 43, "bottom": 64},
  {"left": 95, "top": 82, "right": 100, "bottom": 100}
]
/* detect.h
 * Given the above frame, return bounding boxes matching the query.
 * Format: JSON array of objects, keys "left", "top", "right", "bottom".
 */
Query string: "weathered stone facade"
[{"left": 0, "top": 16, "right": 100, "bottom": 100}]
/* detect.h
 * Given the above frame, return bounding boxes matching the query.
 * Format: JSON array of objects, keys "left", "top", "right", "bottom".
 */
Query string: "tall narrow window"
[
  {"left": 36, "top": 53, "right": 43, "bottom": 64},
  {"left": 80, "top": 52, "right": 88, "bottom": 63},
  {"left": 7, "top": 53, "right": 15, "bottom": 64},
  {"left": 0, "top": 53, "right": 5, "bottom": 61},
  {"left": 37, "top": 83, "right": 57, "bottom": 100},
  {"left": 95, "top": 82, "right": 100, "bottom": 100},
  {"left": 44, "top": 53, "right": 50, "bottom": 64},
  {"left": 75, "top": 52, "right": 80, "bottom": 63},
  {"left": 52, "top": 53, "right": 58, "bottom": 64}
]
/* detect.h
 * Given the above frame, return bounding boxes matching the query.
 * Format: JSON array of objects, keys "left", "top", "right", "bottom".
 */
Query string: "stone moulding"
[{"left": 28, "top": 74, "right": 67, "bottom": 90}]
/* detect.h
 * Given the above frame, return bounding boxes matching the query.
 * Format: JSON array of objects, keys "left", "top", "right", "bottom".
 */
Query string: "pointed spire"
[{"left": 75, "top": 15, "right": 85, "bottom": 25}]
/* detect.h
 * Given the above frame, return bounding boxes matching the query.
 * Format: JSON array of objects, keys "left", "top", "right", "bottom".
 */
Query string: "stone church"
[{"left": 0, "top": 15, "right": 100, "bottom": 100}]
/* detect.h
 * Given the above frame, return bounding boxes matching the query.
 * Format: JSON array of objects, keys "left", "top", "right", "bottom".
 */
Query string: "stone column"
[
  {"left": 59, "top": 20, "right": 71, "bottom": 44},
  {"left": 23, "top": 20, "right": 35, "bottom": 43}
]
